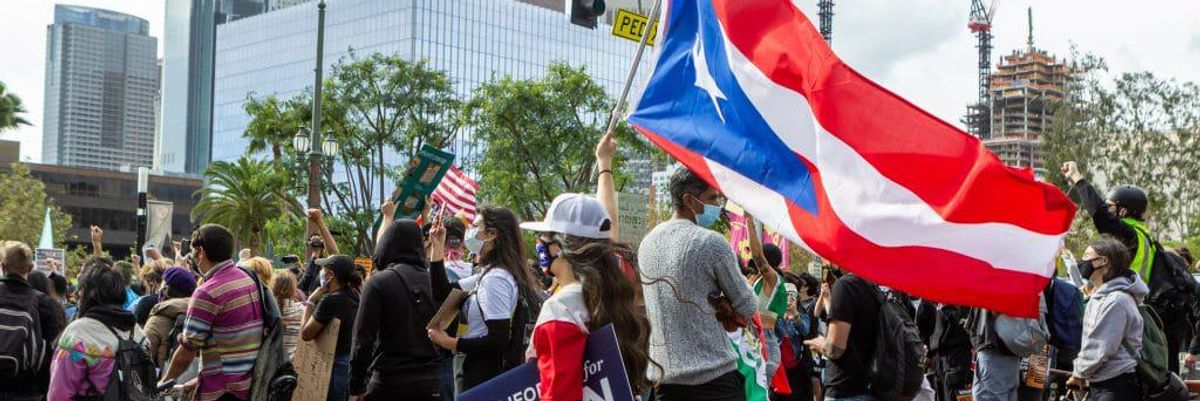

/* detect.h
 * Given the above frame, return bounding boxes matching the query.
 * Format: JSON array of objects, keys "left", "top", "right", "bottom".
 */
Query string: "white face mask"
[{"left": 464, "top": 227, "right": 485, "bottom": 255}]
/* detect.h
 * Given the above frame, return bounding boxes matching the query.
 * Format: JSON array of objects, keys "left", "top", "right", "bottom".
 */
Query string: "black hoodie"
[{"left": 350, "top": 219, "right": 451, "bottom": 394}]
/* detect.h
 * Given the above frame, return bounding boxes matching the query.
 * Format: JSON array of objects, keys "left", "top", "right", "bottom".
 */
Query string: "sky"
[{"left": 1, "top": 0, "right": 1199, "bottom": 163}]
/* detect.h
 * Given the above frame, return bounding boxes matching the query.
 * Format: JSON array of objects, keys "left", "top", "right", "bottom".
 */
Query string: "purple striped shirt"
[{"left": 182, "top": 260, "right": 264, "bottom": 401}]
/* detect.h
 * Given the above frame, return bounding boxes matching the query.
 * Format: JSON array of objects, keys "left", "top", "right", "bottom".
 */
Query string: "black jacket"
[
  {"left": 349, "top": 220, "right": 451, "bottom": 394},
  {"left": 916, "top": 301, "right": 972, "bottom": 356},
  {"left": 0, "top": 273, "right": 64, "bottom": 394}
]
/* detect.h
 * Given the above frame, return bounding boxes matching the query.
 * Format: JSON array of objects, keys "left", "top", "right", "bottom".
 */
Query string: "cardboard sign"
[
  {"left": 35, "top": 248, "right": 65, "bottom": 272},
  {"left": 427, "top": 288, "right": 467, "bottom": 331},
  {"left": 393, "top": 145, "right": 455, "bottom": 219},
  {"left": 458, "top": 324, "right": 635, "bottom": 401},
  {"left": 611, "top": 9, "right": 658, "bottom": 46},
  {"left": 291, "top": 318, "right": 340, "bottom": 401},
  {"left": 617, "top": 192, "right": 649, "bottom": 245}
]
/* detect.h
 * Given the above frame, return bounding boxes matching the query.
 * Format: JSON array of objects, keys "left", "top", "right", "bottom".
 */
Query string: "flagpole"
[{"left": 604, "top": 0, "right": 663, "bottom": 135}]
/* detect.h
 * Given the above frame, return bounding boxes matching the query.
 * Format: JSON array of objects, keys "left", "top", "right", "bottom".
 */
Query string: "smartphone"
[
  {"left": 181, "top": 239, "right": 191, "bottom": 253},
  {"left": 281, "top": 255, "right": 300, "bottom": 264},
  {"left": 823, "top": 265, "right": 836, "bottom": 285}
]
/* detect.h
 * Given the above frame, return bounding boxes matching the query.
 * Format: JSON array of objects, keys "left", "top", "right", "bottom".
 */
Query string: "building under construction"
[{"left": 981, "top": 47, "right": 1070, "bottom": 175}]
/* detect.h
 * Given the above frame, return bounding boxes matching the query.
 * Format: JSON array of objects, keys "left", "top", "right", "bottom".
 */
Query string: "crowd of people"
[{"left": 1, "top": 131, "right": 1199, "bottom": 401}]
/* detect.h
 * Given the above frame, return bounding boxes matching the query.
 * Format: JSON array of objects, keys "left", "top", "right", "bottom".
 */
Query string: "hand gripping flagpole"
[{"left": 604, "top": 0, "right": 663, "bottom": 136}]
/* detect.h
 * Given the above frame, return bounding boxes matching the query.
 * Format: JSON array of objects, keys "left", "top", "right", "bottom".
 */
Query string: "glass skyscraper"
[
  {"left": 43, "top": 5, "right": 159, "bottom": 170},
  {"left": 211, "top": 0, "right": 651, "bottom": 176}
]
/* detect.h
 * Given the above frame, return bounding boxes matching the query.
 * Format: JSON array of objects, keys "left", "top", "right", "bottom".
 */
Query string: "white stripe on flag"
[{"left": 715, "top": 18, "right": 1059, "bottom": 278}]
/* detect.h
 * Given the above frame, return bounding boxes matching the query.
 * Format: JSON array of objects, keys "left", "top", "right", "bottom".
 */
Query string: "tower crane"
[{"left": 966, "top": 0, "right": 997, "bottom": 139}]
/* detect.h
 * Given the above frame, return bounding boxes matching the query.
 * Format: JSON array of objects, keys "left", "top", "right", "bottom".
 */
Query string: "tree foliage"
[
  {"left": 463, "top": 63, "right": 650, "bottom": 220},
  {"left": 192, "top": 158, "right": 301, "bottom": 253},
  {"left": 1044, "top": 54, "right": 1200, "bottom": 240},
  {"left": 241, "top": 52, "right": 461, "bottom": 256},
  {"left": 0, "top": 82, "right": 31, "bottom": 132},
  {"left": 0, "top": 163, "right": 72, "bottom": 248}
]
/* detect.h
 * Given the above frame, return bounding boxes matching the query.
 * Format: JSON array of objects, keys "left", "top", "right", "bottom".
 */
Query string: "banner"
[
  {"left": 728, "top": 315, "right": 769, "bottom": 401},
  {"left": 727, "top": 208, "right": 790, "bottom": 270},
  {"left": 35, "top": 248, "right": 65, "bottom": 272},
  {"left": 617, "top": 192, "right": 650, "bottom": 245},
  {"left": 146, "top": 200, "right": 174, "bottom": 250},
  {"left": 458, "top": 324, "right": 635, "bottom": 401}
]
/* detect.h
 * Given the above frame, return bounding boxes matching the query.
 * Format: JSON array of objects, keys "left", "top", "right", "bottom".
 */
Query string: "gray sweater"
[
  {"left": 1073, "top": 275, "right": 1146, "bottom": 382},
  {"left": 638, "top": 219, "right": 758, "bottom": 385}
]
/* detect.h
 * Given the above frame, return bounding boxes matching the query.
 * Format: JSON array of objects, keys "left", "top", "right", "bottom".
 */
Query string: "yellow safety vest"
[{"left": 1122, "top": 218, "right": 1155, "bottom": 283}]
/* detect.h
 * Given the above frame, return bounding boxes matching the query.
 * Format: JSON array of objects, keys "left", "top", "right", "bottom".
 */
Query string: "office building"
[
  {"left": 159, "top": 0, "right": 268, "bottom": 174},
  {"left": 43, "top": 5, "right": 159, "bottom": 171},
  {"left": 210, "top": 0, "right": 652, "bottom": 190},
  {"left": 981, "top": 46, "right": 1070, "bottom": 175}
]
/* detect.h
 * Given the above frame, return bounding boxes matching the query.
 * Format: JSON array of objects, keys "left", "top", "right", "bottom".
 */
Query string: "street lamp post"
[{"left": 307, "top": 0, "right": 327, "bottom": 210}]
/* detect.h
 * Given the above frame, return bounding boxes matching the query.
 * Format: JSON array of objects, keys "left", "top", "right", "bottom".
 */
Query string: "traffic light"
[{"left": 567, "top": 0, "right": 606, "bottom": 29}]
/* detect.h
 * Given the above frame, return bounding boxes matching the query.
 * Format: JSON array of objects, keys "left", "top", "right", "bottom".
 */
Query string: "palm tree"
[
  {"left": 243, "top": 94, "right": 305, "bottom": 161},
  {"left": 0, "top": 82, "right": 31, "bottom": 132},
  {"left": 192, "top": 158, "right": 302, "bottom": 253}
]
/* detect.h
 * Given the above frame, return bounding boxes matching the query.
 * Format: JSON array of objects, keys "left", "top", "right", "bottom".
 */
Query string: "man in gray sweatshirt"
[{"left": 639, "top": 167, "right": 758, "bottom": 401}]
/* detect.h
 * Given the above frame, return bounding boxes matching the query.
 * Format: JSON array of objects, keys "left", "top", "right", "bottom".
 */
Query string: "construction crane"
[
  {"left": 818, "top": 0, "right": 834, "bottom": 43},
  {"left": 965, "top": 0, "right": 997, "bottom": 139}
]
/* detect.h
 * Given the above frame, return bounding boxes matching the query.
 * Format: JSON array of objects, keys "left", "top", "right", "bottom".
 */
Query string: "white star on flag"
[{"left": 692, "top": 34, "right": 727, "bottom": 123}]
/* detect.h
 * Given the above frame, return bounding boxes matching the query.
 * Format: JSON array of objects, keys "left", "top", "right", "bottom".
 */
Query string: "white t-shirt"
[
  {"left": 445, "top": 260, "right": 473, "bottom": 282},
  {"left": 458, "top": 266, "right": 518, "bottom": 339}
]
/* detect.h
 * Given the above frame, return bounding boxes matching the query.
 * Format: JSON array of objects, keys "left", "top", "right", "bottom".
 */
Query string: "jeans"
[
  {"left": 1086, "top": 372, "right": 1140, "bottom": 401},
  {"left": 327, "top": 353, "right": 351, "bottom": 401},
  {"left": 825, "top": 393, "right": 876, "bottom": 401},
  {"left": 441, "top": 358, "right": 455, "bottom": 401},
  {"left": 656, "top": 370, "right": 746, "bottom": 401},
  {"left": 764, "top": 329, "right": 782, "bottom": 379},
  {"left": 973, "top": 349, "right": 1020, "bottom": 401}
]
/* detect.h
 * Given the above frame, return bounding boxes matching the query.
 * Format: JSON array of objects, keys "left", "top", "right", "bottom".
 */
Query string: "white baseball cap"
[{"left": 520, "top": 193, "right": 612, "bottom": 239}]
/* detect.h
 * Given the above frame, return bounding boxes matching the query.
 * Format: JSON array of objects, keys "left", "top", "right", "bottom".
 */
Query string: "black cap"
[
  {"left": 315, "top": 255, "right": 356, "bottom": 277},
  {"left": 423, "top": 217, "right": 467, "bottom": 247}
]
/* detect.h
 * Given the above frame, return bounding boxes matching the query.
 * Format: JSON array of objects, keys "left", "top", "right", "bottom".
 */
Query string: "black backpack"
[
  {"left": 89, "top": 324, "right": 157, "bottom": 401},
  {"left": 501, "top": 285, "right": 543, "bottom": 369},
  {"left": 0, "top": 279, "right": 45, "bottom": 382},
  {"left": 160, "top": 312, "right": 186, "bottom": 369},
  {"left": 866, "top": 286, "right": 925, "bottom": 401},
  {"left": 1129, "top": 224, "right": 1196, "bottom": 321},
  {"left": 385, "top": 263, "right": 439, "bottom": 354}
]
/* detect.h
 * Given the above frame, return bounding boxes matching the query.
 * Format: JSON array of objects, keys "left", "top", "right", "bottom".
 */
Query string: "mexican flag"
[
  {"left": 754, "top": 277, "right": 788, "bottom": 329},
  {"left": 728, "top": 314, "right": 770, "bottom": 401}
]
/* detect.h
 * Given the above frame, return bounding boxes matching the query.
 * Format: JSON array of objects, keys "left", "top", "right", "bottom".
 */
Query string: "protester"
[
  {"left": 48, "top": 271, "right": 75, "bottom": 321},
  {"left": 744, "top": 215, "right": 783, "bottom": 381},
  {"left": 804, "top": 264, "right": 881, "bottom": 401},
  {"left": 776, "top": 278, "right": 814, "bottom": 401},
  {"left": 0, "top": 242, "right": 64, "bottom": 400},
  {"left": 272, "top": 270, "right": 304, "bottom": 358},
  {"left": 131, "top": 259, "right": 169, "bottom": 326},
  {"left": 350, "top": 218, "right": 447, "bottom": 401},
  {"left": 241, "top": 256, "right": 274, "bottom": 287},
  {"left": 46, "top": 261, "right": 148, "bottom": 401},
  {"left": 415, "top": 204, "right": 472, "bottom": 401},
  {"left": 302, "top": 255, "right": 362, "bottom": 401},
  {"left": 638, "top": 167, "right": 757, "bottom": 401},
  {"left": 298, "top": 208, "right": 340, "bottom": 295},
  {"left": 1063, "top": 161, "right": 1193, "bottom": 372},
  {"left": 428, "top": 206, "right": 543, "bottom": 390},
  {"left": 916, "top": 300, "right": 973, "bottom": 401},
  {"left": 144, "top": 267, "right": 197, "bottom": 369},
  {"left": 159, "top": 224, "right": 264, "bottom": 401},
  {"left": 518, "top": 193, "right": 653, "bottom": 400},
  {"left": 1066, "top": 235, "right": 1146, "bottom": 400}
]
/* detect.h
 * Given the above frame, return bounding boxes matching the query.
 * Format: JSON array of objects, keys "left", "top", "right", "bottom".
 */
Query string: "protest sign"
[
  {"left": 617, "top": 192, "right": 649, "bottom": 245},
  {"left": 35, "top": 248, "right": 65, "bottom": 272},
  {"left": 458, "top": 324, "right": 635, "bottom": 401},
  {"left": 392, "top": 145, "right": 455, "bottom": 219},
  {"left": 291, "top": 319, "right": 340, "bottom": 401}
]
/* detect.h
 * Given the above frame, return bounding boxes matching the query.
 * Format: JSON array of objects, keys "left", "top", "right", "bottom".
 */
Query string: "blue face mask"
[{"left": 691, "top": 196, "right": 723, "bottom": 228}]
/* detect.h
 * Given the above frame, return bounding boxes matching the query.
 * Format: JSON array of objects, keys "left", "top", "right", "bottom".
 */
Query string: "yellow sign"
[{"left": 612, "top": 9, "right": 658, "bottom": 46}]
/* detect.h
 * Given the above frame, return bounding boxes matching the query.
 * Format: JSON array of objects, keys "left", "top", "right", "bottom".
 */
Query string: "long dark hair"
[
  {"left": 325, "top": 263, "right": 364, "bottom": 298},
  {"left": 77, "top": 265, "right": 128, "bottom": 317},
  {"left": 560, "top": 234, "right": 653, "bottom": 392},
  {"left": 476, "top": 206, "right": 541, "bottom": 292}
]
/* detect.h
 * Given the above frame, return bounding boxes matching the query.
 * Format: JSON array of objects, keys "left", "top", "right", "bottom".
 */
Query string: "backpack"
[
  {"left": 0, "top": 279, "right": 45, "bottom": 382},
  {"left": 1127, "top": 222, "right": 1196, "bottom": 322},
  {"left": 237, "top": 266, "right": 296, "bottom": 401},
  {"left": 501, "top": 285, "right": 543, "bottom": 369},
  {"left": 91, "top": 324, "right": 157, "bottom": 401},
  {"left": 1120, "top": 292, "right": 1189, "bottom": 401},
  {"left": 1043, "top": 278, "right": 1083, "bottom": 359},
  {"left": 160, "top": 312, "right": 186, "bottom": 368},
  {"left": 866, "top": 285, "right": 924, "bottom": 401},
  {"left": 385, "top": 264, "right": 439, "bottom": 354},
  {"left": 993, "top": 295, "right": 1049, "bottom": 357}
]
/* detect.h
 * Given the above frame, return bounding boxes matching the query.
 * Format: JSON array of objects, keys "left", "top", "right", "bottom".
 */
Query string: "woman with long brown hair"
[
  {"left": 428, "top": 205, "right": 543, "bottom": 391},
  {"left": 516, "top": 193, "right": 653, "bottom": 400}
]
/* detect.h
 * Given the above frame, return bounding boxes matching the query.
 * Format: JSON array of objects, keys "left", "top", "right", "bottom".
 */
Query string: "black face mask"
[{"left": 1078, "top": 260, "right": 1097, "bottom": 280}]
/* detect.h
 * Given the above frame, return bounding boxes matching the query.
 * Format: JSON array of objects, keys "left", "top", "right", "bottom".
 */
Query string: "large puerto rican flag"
[{"left": 627, "top": 0, "right": 1076, "bottom": 317}]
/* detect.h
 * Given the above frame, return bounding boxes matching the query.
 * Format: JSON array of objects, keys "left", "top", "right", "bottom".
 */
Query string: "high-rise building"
[
  {"left": 210, "top": 0, "right": 652, "bottom": 189},
  {"left": 981, "top": 46, "right": 1070, "bottom": 176},
  {"left": 159, "top": 0, "right": 267, "bottom": 174},
  {"left": 43, "top": 5, "right": 159, "bottom": 171}
]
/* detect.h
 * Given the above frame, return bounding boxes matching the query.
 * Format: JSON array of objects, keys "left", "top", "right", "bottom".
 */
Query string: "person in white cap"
[{"left": 519, "top": 193, "right": 653, "bottom": 401}]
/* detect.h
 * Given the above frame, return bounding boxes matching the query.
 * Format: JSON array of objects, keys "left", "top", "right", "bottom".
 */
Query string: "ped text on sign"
[{"left": 611, "top": 9, "right": 658, "bottom": 46}]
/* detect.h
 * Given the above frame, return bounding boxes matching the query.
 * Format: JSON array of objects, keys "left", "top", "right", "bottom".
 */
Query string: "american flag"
[{"left": 432, "top": 166, "right": 479, "bottom": 221}]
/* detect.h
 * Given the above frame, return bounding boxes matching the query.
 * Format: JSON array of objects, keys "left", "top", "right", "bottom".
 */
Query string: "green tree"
[
  {"left": 0, "top": 163, "right": 72, "bottom": 247},
  {"left": 192, "top": 158, "right": 302, "bottom": 253},
  {"left": 462, "top": 63, "right": 650, "bottom": 220},
  {"left": 1044, "top": 54, "right": 1200, "bottom": 241},
  {"left": 0, "top": 82, "right": 31, "bottom": 132},
  {"left": 242, "top": 51, "right": 461, "bottom": 255}
]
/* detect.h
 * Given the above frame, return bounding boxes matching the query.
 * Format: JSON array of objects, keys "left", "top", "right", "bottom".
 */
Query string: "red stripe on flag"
[{"left": 709, "top": 0, "right": 1075, "bottom": 236}]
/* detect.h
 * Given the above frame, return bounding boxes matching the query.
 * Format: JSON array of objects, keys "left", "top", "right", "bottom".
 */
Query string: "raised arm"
[
  {"left": 595, "top": 130, "right": 619, "bottom": 241},
  {"left": 1062, "top": 161, "right": 1136, "bottom": 244},
  {"left": 744, "top": 212, "right": 778, "bottom": 293},
  {"left": 90, "top": 226, "right": 103, "bottom": 257},
  {"left": 376, "top": 200, "right": 396, "bottom": 249},
  {"left": 308, "top": 208, "right": 340, "bottom": 255}
]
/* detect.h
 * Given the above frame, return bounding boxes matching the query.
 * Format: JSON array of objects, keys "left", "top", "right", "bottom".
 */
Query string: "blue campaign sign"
[{"left": 458, "top": 324, "right": 636, "bottom": 401}]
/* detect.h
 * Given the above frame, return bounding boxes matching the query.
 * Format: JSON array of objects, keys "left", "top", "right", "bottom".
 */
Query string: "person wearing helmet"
[{"left": 1061, "top": 161, "right": 1193, "bottom": 373}]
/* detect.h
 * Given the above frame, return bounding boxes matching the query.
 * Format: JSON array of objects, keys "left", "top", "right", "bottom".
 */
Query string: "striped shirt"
[{"left": 182, "top": 260, "right": 264, "bottom": 401}]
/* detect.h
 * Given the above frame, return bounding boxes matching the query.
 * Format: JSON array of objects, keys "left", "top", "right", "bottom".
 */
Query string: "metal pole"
[
  {"left": 136, "top": 167, "right": 148, "bottom": 257},
  {"left": 307, "top": 0, "right": 327, "bottom": 210},
  {"left": 603, "top": 0, "right": 662, "bottom": 135}
]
